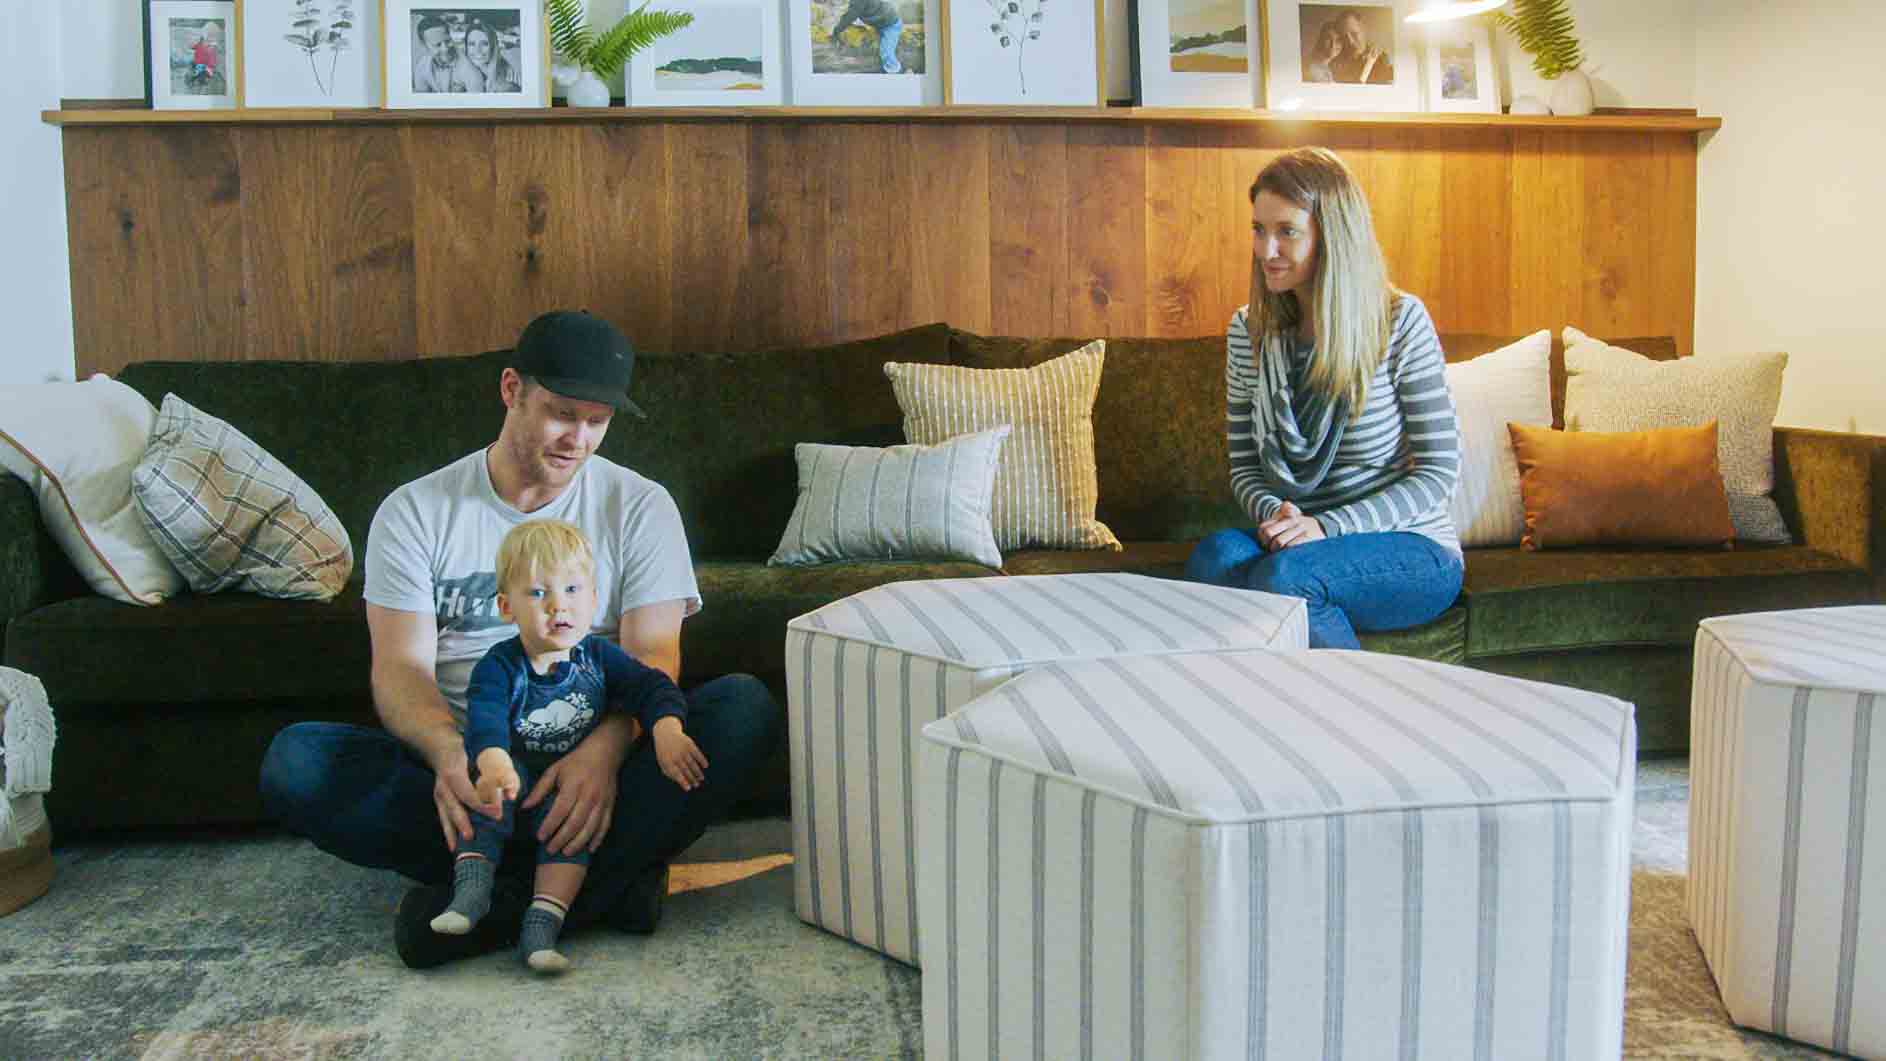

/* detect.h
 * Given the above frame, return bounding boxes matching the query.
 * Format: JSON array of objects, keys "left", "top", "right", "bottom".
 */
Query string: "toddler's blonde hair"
[{"left": 495, "top": 519, "right": 594, "bottom": 594}]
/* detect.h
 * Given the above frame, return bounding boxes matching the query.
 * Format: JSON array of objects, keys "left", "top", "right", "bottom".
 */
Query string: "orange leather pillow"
[{"left": 1507, "top": 422, "right": 1734, "bottom": 550}]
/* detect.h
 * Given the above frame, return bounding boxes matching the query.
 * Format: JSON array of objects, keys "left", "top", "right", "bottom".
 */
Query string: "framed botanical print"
[
  {"left": 1129, "top": 0, "right": 1260, "bottom": 107},
  {"left": 1421, "top": 20, "right": 1498, "bottom": 113},
  {"left": 145, "top": 1, "right": 240, "bottom": 110},
  {"left": 626, "top": 0, "right": 785, "bottom": 106},
  {"left": 1262, "top": 0, "right": 1418, "bottom": 112},
  {"left": 239, "top": 0, "right": 383, "bottom": 108},
  {"left": 943, "top": 0, "right": 1106, "bottom": 105},
  {"left": 788, "top": 0, "right": 942, "bottom": 105},
  {"left": 383, "top": 2, "right": 548, "bottom": 108}
]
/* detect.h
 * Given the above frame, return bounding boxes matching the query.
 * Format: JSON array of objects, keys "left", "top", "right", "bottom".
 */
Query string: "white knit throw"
[{"left": 1, "top": 668, "right": 54, "bottom": 846}]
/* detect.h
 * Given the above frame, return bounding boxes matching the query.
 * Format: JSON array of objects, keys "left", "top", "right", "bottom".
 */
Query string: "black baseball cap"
[{"left": 509, "top": 310, "right": 646, "bottom": 419}]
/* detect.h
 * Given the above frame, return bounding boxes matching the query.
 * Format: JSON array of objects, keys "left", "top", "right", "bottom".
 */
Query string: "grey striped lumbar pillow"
[{"left": 768, "top": 426, "right": 1011, "bottom": 568}]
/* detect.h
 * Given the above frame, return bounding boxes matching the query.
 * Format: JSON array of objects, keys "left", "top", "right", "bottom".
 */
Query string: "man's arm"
[
  {"left": 620, "top": 598, "right": 688, "bottom": 684},
  {"left": 367, "top": 602, "right": 482, "bottom": 849}
]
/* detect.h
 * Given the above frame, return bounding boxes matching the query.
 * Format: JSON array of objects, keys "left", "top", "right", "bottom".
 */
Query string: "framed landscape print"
[
  {"left": 1421, "top": 20, "right": 1497, "bottom": 113},
  {"left": 1262, "top": 0, "right": 1418, "bottom": 112},
  {"left": 145, "top": 1, "right": 240, "bottom": 110},
  {"left": 239, "top": 0, "right": 383, "bottom": 108},
  {"left": 627, "top": 0, "right": 785, "bottom": 106},
  {"left": 944, "top": 0, "right": 1105, "bottom": 105},
  {"left": 788, "top": 0, "right": 942, "bottom": 105},
  {"left": 383, "top": 2, "right": 548, "bottom": 108},
  {"left": 1129, "top": 0, "right": 1260, "bottom": 107}
]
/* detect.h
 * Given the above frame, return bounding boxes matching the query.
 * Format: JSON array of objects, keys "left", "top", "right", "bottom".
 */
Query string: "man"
[
  {"left": 1330, "top": 11, "right": 1393, "bottom": 85},
  {"left": 412, "top": 16, "right": 456, "bottom": 93},
  {"left": 831, "top": 0, "right": 905, "bottom": 75},
  {"left": 259, "top": 310, "right": 782, "bottom": 969}
]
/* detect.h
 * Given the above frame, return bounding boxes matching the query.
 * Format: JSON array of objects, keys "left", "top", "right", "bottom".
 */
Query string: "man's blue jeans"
[
  {"left": 258, "top": 674, "right": 780, "bottom": 931},
  {"left": 877, "top": 20, "right": 904, "bottom": 73},
  {"left": 1185, "top": 529, "right": 1463, "bottom": 649}
]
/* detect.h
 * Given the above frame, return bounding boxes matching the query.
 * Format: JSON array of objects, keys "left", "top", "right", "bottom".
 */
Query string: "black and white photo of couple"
[
  {"left": 1298, "top": 3, "right": 1395, "bottom": 85},
  {"left": 411, "top": 8, "right": 524, "bottom": 93}
]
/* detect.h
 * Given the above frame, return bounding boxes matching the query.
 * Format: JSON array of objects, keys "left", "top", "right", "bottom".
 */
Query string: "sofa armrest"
[
  {"left": 1773, "top": 426, "right": 1886, "bottom": 593},
  {"left": 0, "top": 477, "right": 85, "bottom": 659}
]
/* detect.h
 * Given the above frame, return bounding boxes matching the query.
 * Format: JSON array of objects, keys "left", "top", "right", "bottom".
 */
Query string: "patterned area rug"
[{"left": 0, "top": 763, "right": 1839, "bottom": 1059}]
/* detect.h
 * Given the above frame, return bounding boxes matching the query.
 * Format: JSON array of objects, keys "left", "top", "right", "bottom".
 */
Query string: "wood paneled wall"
[{"left": 60, "top": 119, "right": 1698, "bottom": 377}]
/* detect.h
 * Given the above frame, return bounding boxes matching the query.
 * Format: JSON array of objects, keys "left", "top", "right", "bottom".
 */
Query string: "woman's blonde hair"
[
  {"left": 496, "top": 519, "right": 594, "bottom": 594},
  {"left": 1246, "top": 147, "right": 1398, "bottom": 418}
]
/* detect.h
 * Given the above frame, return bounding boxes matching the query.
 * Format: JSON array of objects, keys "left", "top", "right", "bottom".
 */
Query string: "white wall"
[
  {"left": 1695, "top": 1, "right": 1886, "bottom": 433},
  {"left": 3, "top": 4, "right": 76, "bottom": 384}
]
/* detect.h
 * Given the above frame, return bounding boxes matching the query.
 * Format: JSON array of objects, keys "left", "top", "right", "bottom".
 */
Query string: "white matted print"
[
  {"left": 1130, "top": 0, "right": 1258, "bottom": 107},
  {"left": 1421, "top": 20, "right": 1497, "bottom": 113},
  {"left": 945, "top": 0, "right": 1104, "bottom": 104},
  {"left": 384, "top": 3, "right": 546, "bottom": 108},
  {"left": 240, "top": 0, "right": 382, "bottom": 107},
  {"left": 145, "top": 1, "right": 239, "bottom": 109},
  {"left": 1263, "top": 0, "right": 1417, "bottom": 112},
  {"left": 628, "top": 1, "right": 784, "bottom": 105},
  {"left": 790, "top": 0, "right": 941, "bottom": 105}
]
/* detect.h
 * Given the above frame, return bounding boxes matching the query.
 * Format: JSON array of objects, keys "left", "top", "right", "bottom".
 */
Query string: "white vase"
[
  {"left": 567, "top": 70, "right": 611, "bottom": 107},
  {"left": 1548, "top": 69, "right": 1594, "bottom": 117},
  {"left": 1510, "top": 95, "right": 1550, "bottom": 116}
]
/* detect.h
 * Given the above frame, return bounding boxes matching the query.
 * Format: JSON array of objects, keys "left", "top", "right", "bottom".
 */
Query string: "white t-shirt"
[{"left": 364, "top": 448, "right": 702, "bottom": 722}]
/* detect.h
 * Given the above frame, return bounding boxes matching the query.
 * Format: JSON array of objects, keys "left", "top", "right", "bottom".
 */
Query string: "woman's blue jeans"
[{"left": 1185, "top": 529, "right": 1463, "bottom": 649}]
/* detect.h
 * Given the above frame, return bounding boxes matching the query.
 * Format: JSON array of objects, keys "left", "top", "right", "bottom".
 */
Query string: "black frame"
[{"left": 143, "top": 0, "right": 239, "bottom": 109}]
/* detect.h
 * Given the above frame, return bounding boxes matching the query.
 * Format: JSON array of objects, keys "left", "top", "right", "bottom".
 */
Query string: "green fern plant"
[
  {"left": 546, "top": 0, "right": 694, "bottom": 76},
  {"left": 1492, "top": 0, "right": 1584, "bottom": 79}
]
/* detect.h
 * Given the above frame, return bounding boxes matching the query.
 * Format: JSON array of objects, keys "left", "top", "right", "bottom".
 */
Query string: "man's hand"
[
  {"left": 520, "top": 725, "right": 626, "bottom": 856},
  {"left": 1258, "top": 501, "right": 1327, "bottom": 552},
  {"left": 429, "top": 745, "right": 481, "bottom": 853},
  {"left": 652, "top": 716, "right": 708, "bottom": 792}
]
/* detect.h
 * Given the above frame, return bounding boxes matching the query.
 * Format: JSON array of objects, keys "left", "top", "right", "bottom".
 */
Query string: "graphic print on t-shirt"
[
  {"left": 435, "top": 572, "right": 507, "bottom": 634},
  {"left": 518, "top": 691, "right": 596, "bottom": 754}
]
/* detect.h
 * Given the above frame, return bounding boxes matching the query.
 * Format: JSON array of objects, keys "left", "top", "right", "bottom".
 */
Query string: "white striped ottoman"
[
  {"left": 918, "top": 649, "right": 1637, "bottom": 1060},
  {"left": 1690, "top": 606, "right": 1886, "bottom": 1056},
  {"left": 785, "top": 573, "right": 1306, "bottom": 965}
]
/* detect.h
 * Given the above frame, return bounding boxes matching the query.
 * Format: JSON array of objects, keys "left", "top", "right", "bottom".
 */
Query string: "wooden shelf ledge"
[{"left": 42, "top": 104, "right": 1720, "bottom": 133}]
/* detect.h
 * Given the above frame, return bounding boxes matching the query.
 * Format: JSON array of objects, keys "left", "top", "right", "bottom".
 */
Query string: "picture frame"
[
  {"left": 382, "top": 2, "right": 548, "bottom": 109},
  {"left": 626, "top": 0, "right": 785, "bottom": 106},
  {"left": 1128, "top": 0, "right": 1260, "bottom": 108},
  {"left": 1420, "top": 20, "right": 1497, "bottom": 114},
  {"left": 788, "top": 0, "right": 942, "bottom": 105},
  {"left": 144, "top": 1, "right": 240, "bottom": 110},
  {"left": 942, "top": 0, "right": 1105, "bottom": 106},
  {"left": 238, "top": 0, "right": 383, "bottom": 108},
  {"left": 1261, "top": 0, "right": 1418, "bottom": 112}
]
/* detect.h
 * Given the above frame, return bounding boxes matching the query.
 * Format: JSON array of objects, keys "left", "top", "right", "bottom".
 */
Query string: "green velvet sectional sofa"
[{"left": 6, "top": 324, "right": 1881, "bottom": 832}]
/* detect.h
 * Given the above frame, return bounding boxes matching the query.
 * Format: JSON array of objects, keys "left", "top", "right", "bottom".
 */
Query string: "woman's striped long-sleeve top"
[{"left": 1225, "top": 293, "right": 1462, "bottom": 552}]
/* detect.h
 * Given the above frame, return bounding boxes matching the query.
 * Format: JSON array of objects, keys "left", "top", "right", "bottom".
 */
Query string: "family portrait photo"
[
  {"left": 1298, "top": 2, "right": 1395, "bottom": 84},
  {"left": 409, "top": 8, "right": 524, "bottom": 93}
]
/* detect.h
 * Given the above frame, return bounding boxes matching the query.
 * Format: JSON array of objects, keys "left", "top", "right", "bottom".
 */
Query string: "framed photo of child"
[
  {"left": 787, "top": 0, "right": 942, "bottom": 106},
  {"left": 383, "top": 2, "right": 549, "bottom": 109},
  {"left": 238, "top": 0, "right": 384, "bottom": 109},
  {"left": 1420, "top": 20, "right": 1498, "bottom": 113},
  {"left": 144, "top": 0, "right": 240, "bottom": 110}
]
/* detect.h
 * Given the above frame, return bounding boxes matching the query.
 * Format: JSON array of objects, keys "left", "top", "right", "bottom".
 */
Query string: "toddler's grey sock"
[
  {"left": 429, "top": 856, "right": 495, "bottom": 935},
  {"left": 519, "top": 896, "right": 571, "bottom": 975}
]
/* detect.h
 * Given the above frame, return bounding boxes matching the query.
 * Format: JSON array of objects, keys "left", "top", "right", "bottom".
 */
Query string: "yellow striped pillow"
[{"left": 885, "top": 341, "right": 1120, "bottom": 552}]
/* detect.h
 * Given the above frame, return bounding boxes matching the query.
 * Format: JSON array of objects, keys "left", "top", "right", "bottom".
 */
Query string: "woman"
[
  {"left": 453, "top": 21, "right": 520, "bottom": 93},
  {"left": 1304, "top": 20, "right": 1342, "bottom": 83},
  {"left": 1186, "top": 147, "right": 1462, "bottom": 649}
]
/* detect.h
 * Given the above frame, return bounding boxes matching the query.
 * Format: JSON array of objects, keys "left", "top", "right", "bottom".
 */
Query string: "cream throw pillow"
[
  {"left": 0, "top": 376, "right": 183, "bottom": 605},
  {"left": 132, "top": 395, "right": 354, "bottom": 601},
  {"left": 769, "top": 427, "right": 1010, "bottom": 568},
  {"left": 1444, "top": 330, "right": 1552, "bottom": 548},
  {"left": 885, "top": 342, "right": 1120, "bottom": 552},
  {"left": 1562, "top": 327, "right": 1790, "bottom": 543}
]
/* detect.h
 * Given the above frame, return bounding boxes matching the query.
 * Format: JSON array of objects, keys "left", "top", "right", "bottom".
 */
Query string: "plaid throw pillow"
[
  {"left": 885, "top": 341, "right": 1120, "bottom": 552},
  {"left": 131, "top": 395, "right": 353, "bottom": 601}
]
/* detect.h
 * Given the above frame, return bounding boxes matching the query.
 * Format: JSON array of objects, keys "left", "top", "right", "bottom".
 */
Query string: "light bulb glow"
[{"left": 1405, "top": 0, "right": 1506, "bottom": 22}]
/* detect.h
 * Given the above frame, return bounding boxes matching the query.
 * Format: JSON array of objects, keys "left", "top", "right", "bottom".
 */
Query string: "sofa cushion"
[
  {"left": 1357, "top": 605, "right": 1468, "bottom": 664},
  {"left": 7, "top": 582, "right": 371, "bottom": 706},
  {"left": 1461, "top": 545, "right": 1874, "bottom": 657},
  {"left": 999, "top": 540, "right": 1194, "bottom": 579},
  {"left": 1508, "top": 422, "right": 1734, "bottom": 550},
  {"left": 685, "top": 558, "right": 1000, "bottom": 681}
]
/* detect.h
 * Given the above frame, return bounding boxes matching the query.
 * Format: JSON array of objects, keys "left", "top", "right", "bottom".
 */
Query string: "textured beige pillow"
[
  {"left": 1444, "top": 330, "right": 1552, "bottom": 547},
  {"left": 885, "top": 341, "right": 1120, "bottom": 552},
  {"left": 1562, "top": 327, "right": 1790, "bottom": 543},
  {"left": 132, "top": 395, "right": 353, "bottom": 600}
]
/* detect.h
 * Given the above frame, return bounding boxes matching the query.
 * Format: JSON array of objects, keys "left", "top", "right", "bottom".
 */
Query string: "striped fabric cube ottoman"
[
  {"left": 1690, "top": 606, "right": 1886, "bottom": 1056},
  {"left": 918, "top": 649, "right": 1637, "bottom": 1060},
  {"left": 786, "top": 573, "right": 1306, "bottom": 965}
]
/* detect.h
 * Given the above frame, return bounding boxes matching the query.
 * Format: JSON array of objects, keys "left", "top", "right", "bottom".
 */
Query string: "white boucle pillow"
[
  {"left": 1443, "top": 330, "right": 1553, "bottom": 548},
  {"left": 1562, "top": 327, "right": 1791, "bottom": 543}
]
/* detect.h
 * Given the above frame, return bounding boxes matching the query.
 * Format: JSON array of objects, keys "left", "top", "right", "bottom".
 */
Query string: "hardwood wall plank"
[
  {"left": 825, "top": 124, "right": 915, "bottom": 344},
  {"left": 1365, "top": 128, "right": 1446, "bottom": 309},
  {"left": 580, "top": 123, "right": 674, "bottom": 354},
  {"left": 1509, "top": 128, "right": 1586, "bottom": 337},
  {"left": 908, "top": 125, "right": 991, "bottom": 335},
  {"left": 1144, "top": 126, "right": 1220, "bottom": 336},
  {"left": 665, "top": 125, "right": 749, "bottom": 352},
  {"left": 739, "top": 123, "right": 831, "bottom": 351},
  {"left": 988, "top": 124, "right": 1070, "bottom": 335},
  {"left": 407, "top": 125, "right": 504, "bottom": 354},
  {"left": 1651, "top": 132, "right": 1698, "bottom": 355},
  {"left": 1581, "top": 131, "right": 1655, "bottom": 338},
  {"left": 1438, "top": 128, "right": 1511, "bottom": 335},
  {"left": 1064, "top": 124, "right": 1145, "bottom": 338}
]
